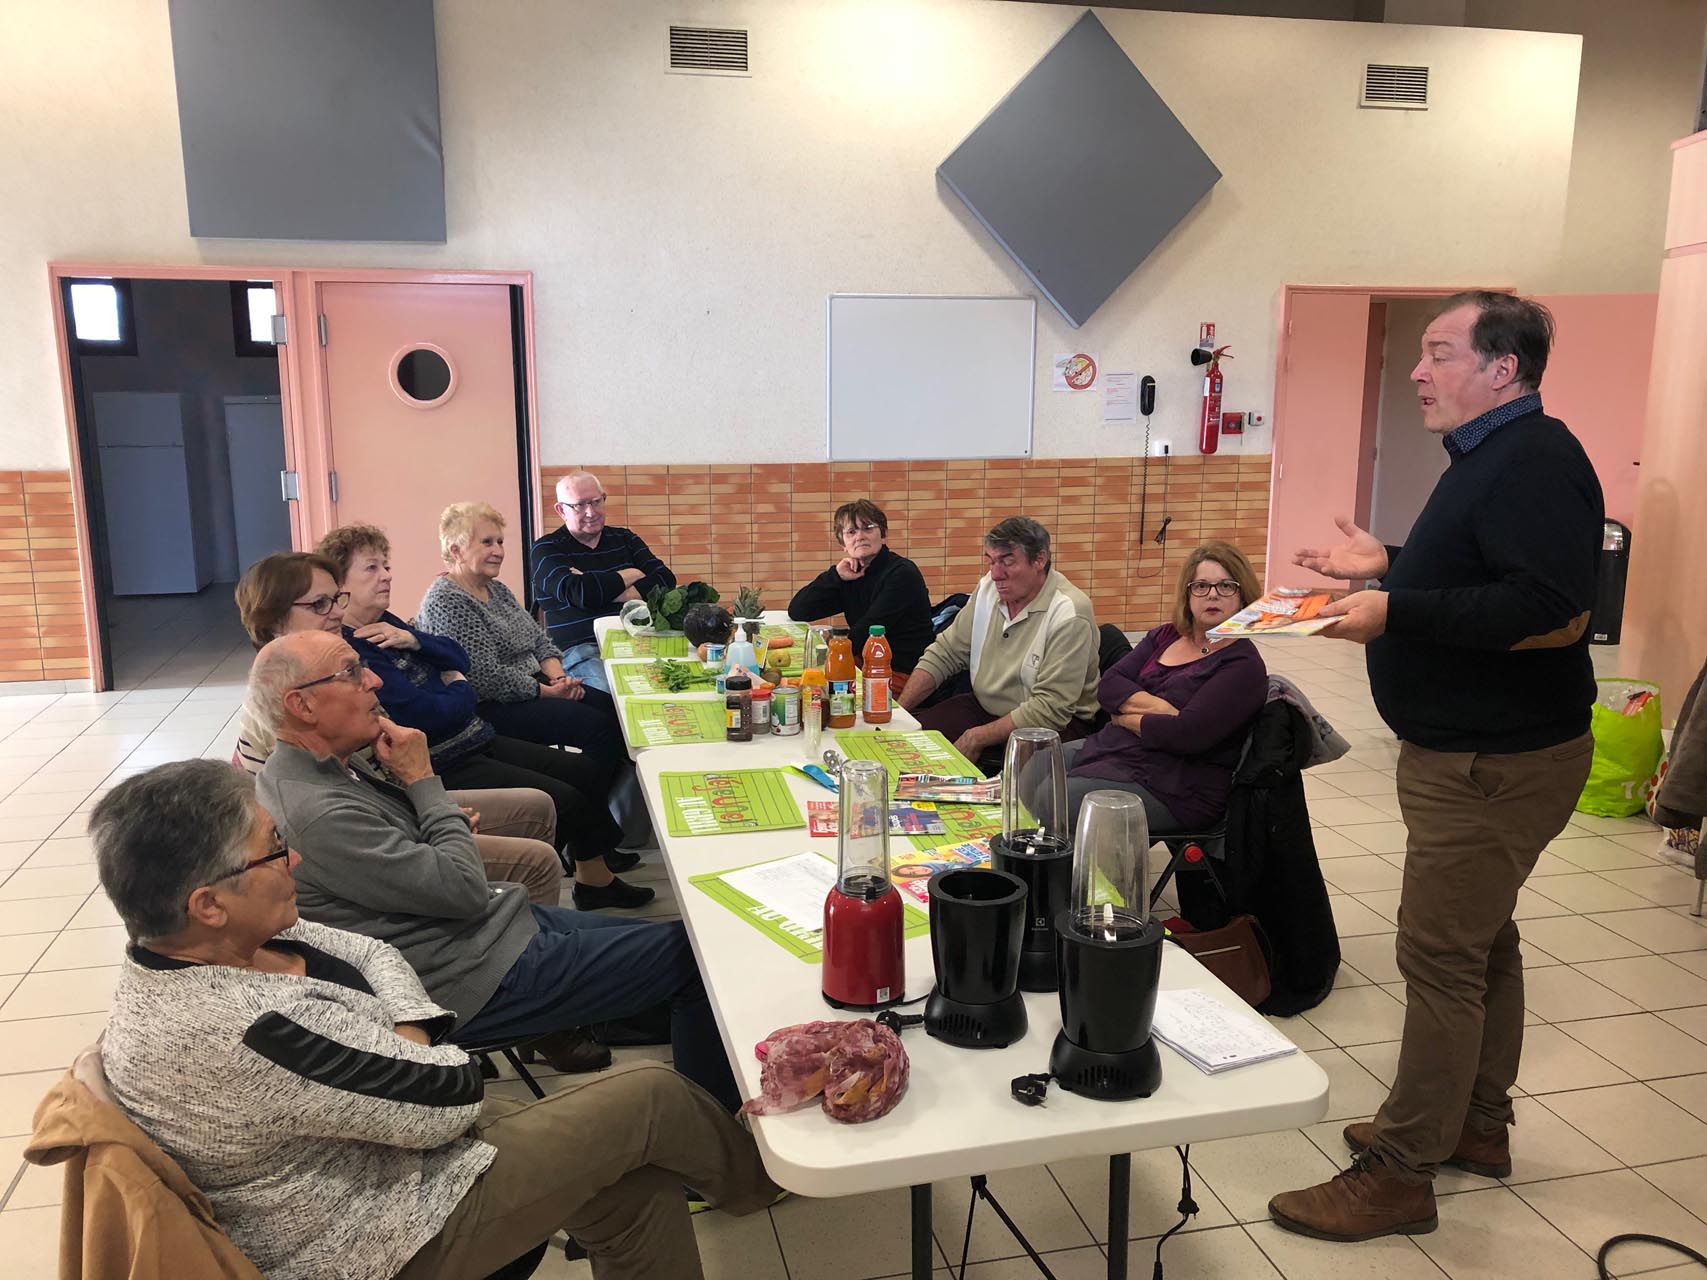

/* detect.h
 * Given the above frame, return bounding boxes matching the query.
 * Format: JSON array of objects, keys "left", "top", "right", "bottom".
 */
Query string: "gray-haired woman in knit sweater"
[{"left": 92, "top": 760, "right": 777, "bottom": 1280}]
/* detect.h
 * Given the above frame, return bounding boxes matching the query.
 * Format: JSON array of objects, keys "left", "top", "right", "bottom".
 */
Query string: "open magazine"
[
  {"left": 1207, "top": 587, "right": 1339, "bottom": 640},
  {"left": 893, "top": 774, "right": 1002, "bottom": 804}
]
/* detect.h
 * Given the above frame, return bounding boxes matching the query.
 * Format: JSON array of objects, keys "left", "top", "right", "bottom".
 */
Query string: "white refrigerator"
[{"left": 92, "top": 391, "right": 213, "bottom": 596}]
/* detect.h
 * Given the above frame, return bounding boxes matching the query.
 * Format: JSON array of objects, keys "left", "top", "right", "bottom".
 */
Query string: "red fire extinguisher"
[{"left": 1199, "top": 345, "right": 1232, "bottom": 455}]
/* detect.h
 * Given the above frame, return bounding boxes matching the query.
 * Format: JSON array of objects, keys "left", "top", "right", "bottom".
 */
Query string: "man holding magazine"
[{"left": 1269, "top": 293, "right": 1603, "bottom": 1243}]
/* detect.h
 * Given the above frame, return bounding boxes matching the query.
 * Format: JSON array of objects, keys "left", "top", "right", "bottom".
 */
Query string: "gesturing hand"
[
  {"left": 1294, "top": 516, "right": 1389, "bottom": 582},
  {"left": 835, "top": 556, "right": 866, "bottom": 582},
  {"left": 373, "top": 716, "right": 434, "bottom": 786}
]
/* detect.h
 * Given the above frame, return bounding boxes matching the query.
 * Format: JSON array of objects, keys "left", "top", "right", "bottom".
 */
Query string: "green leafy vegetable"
[{"left": 645, "top": 581, "right": 720, "bottom": 632}]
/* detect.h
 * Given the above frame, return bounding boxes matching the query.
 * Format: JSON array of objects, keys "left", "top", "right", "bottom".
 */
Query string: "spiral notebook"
[{"left": 1150, "top": 989, "right": 1299, "bottom": 1074}]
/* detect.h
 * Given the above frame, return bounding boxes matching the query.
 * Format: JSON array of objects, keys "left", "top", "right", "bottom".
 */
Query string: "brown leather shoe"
[
  {"left": 1343, "top": 1119, "right": 1512, "bottom": 1179},
  {"left": 1268, "top": 1152, "right": 1437, "bottom": 1242}
]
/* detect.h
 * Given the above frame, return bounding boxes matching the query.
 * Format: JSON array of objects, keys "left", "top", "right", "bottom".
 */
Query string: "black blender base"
[
  {"left": 1048, "top": 1033, "right": 1162, "bottom": 1100},
  {"left": 923, "top": 987, "right": 1028, "bottom": 1049},
  {"left": 1016, "top": 946, "right": 1059, "bottom": 994}
]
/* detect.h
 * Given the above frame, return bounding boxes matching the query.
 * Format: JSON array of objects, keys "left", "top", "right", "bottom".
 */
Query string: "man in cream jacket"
[{"left": 899, "top": 516, "right": 1100, "bottom": 769}]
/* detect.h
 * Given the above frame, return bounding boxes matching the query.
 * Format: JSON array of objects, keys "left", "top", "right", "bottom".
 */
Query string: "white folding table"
[{"left": 634, "top": 744, "right": 1330, "bottom": 1279}]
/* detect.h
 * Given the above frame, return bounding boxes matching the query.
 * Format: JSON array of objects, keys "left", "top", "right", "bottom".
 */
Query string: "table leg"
[
  {"left": 911, "top": 1183, "right": 933, "bottom": 1278},
  {"left": 1107, "top": 1153, "right": 1130, "bottom": 1280}
]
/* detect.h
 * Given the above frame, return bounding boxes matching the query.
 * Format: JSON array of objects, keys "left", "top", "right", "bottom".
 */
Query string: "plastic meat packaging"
[{"left": 739, "top": 1018, "right": 909, "bottom": 1123}]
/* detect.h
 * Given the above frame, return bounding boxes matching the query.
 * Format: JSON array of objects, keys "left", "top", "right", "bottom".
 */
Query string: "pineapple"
[{"left": 733, "top": 585, "right": 764, "bottom": 619}]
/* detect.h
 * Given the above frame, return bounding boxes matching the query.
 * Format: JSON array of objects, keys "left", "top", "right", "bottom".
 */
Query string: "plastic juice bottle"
[
  {"left": 800, "top": 666, "right": 827, "bottom": 756},
  {"left": 861, "top": 625, "right": 893, "bottom": 724},
  {"left": 826, "top": 628, "right": 857, "bottom": 729}
]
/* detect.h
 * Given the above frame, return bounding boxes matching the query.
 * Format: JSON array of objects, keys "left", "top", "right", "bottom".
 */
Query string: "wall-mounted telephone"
[{"left": 1139, "top": 375, "right": 1156, "bottom": 416}]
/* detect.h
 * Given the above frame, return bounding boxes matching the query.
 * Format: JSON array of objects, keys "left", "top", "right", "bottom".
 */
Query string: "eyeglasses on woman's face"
[
  {"left": 1187, "top": 579, "right": 1242, "bottom": 599},
  {"left": 206, "top": 831, "right": 292, "bottom": 885},
  {"left": 291, "top": 591, "right": 351, "bottom": 617},
  {"left": 841, "top": 522, "right": 882, "bottom": 539}
]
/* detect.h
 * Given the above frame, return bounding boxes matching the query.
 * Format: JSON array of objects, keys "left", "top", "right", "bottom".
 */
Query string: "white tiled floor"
[{"left": 2, "top": 624, "right": 1702, "bottom": 1280}]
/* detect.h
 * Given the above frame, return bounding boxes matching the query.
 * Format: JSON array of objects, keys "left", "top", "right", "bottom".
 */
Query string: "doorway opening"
[{"left": 55, "top": 271, "right": 293, "bottom": 691}]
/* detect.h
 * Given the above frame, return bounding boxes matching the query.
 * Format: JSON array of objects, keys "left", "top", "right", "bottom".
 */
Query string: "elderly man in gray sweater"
[
  {"left": 93, "top": 759, "right": 776, "bottom": 1280},
  {"left": 252, "top": 630, "right": 739, "bottom": 1107}
]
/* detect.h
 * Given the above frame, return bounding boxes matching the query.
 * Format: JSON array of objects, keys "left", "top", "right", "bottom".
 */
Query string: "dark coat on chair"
[{"left": 1177, "top": 699, "right": 1341, "bottom": 1016}]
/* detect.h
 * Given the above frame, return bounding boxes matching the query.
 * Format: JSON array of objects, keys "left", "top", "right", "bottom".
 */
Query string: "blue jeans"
[
  {"left": 451, "top": 906, "right": 737, "bottom": 1110},
  {"left": 561, "top": 642, "right": 610, "bottom": 694}
]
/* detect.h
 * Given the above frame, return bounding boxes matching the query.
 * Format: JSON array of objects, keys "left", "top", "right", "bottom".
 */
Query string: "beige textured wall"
[
  {"left": 1469, "top": 0, "right": 1707, "bottom": 292},
  {"left": 1, "top": 1, "right": 1584, "bottom": 468}
]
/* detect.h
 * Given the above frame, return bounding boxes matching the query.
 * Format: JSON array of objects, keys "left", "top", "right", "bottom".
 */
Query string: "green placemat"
[
  {"left": 690, "top": 851, "right": 929, "bottom": 963},
  {"left": 601, "top": 630, "right": 691, "bottom": 659},
  {"left": 624, "top": 698, "right": 727, "bottom": 746},
  {"left": 658, "top": 769, "right": 805, "bottom": 837},
  {"left": 609, "top": 662, "right": 715, "bottom": 696},
  {"left": 834, "top": 729, "right": 984, "bottom": 783}
]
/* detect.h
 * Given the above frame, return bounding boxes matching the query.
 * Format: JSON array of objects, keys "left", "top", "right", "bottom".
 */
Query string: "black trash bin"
[{"left": 1591, "top": 519, "right": 1630, "bottom": 645}]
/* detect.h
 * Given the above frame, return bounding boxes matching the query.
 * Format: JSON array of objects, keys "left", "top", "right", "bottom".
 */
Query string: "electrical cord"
[
  {"left": 1135, "top": 413, "right": 1166, "bottom": 579},
  {"left": 1151, "top": 1146, "right": 1197, "bottom": 1280},
  {"left": 1596, "top": 1233, "right": 1707, "bottom": 1277}
]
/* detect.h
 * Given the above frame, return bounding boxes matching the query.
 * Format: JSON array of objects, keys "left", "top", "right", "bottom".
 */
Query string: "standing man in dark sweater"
[
  {"left": 787, "top": 499, "right": 935, "bottom": 681},
  {"left": 1270, "top": 293, "right": 1601, "bottom": 1242},
  {"left": 531, "top": 471, "right": 675, "bottom": 693}
]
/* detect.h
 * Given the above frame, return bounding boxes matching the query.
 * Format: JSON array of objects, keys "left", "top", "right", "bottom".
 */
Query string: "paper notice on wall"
[
  {"left": 1102, "top": 372, "right": 1138, "bottom": 422},
  {"left": 1052, "top": 352, "right": 1098, "bottom": 392}
]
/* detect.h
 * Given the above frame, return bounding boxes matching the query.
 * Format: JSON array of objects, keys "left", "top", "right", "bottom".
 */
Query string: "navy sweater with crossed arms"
[{"left": 1368, "top": 409, "right": 1603, "bottom": 755}]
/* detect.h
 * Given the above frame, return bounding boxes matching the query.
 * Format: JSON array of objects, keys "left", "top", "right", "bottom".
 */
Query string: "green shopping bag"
[{"left": 1578, "top": 678, "right": 1664, "bottom": 817}]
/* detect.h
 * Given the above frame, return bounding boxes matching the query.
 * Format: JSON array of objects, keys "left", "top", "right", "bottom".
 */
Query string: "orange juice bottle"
[
  {"left": 861, "top": 625, "right": 893, "bottom": 724},
  {"left": 826, "top": 628, "right": 857, "bottom": 729}
]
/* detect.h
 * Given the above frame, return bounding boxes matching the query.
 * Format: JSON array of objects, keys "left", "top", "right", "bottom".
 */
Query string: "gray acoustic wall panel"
[
  {"left": 168, "top": 0, "right": 445, "bottom": 242},
  {"left": 938, "top": 12, "right": 1220, "bottom": 328}
]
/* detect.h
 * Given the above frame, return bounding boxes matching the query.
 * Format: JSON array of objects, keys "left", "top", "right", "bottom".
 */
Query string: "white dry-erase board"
[{"left": 826, "top": 294, "right": 1036, "bottom": 460}]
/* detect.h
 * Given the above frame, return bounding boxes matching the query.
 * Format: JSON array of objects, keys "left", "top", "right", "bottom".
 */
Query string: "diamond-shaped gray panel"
[{"left": 938, "top": 12, "right": 1220, "bottom": 328}]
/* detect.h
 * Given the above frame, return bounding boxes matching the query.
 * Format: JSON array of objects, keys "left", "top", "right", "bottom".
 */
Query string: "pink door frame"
[
  {"left": 1267, "top": 283, "right": 1509, "bottom": 586},
  {"left": 47, "top": 263, "right": 539, "bottom": 690}
]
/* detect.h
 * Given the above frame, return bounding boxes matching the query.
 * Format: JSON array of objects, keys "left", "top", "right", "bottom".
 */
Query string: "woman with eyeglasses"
[
  {"left": 231, "top": 554, "right": 634, "bottom": 927},
  {"left": 786, "top": 499, "right": 935, "bottom": 683},
  {"left": 1063, "top": 541, "right": 1269, "bottom": 835}
]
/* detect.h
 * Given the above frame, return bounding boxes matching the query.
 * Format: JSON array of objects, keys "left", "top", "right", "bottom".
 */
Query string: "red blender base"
[{"left": 822, "top": 883, "right": 905, "bottom": 1010}]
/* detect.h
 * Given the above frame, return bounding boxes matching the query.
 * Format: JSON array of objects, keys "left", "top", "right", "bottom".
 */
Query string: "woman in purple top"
[{"left": 1066, "top": 542, "right": 1268, "bottom": 833}]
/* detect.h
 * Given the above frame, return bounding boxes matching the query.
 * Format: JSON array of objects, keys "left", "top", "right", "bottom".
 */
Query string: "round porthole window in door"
[{"left": 391, "top": 344, "right": 457, "bottom": 408}]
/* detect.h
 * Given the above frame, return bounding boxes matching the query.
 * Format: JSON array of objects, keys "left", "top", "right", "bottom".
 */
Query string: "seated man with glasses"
[
  {"left": 1064, "top": 541, "right": 1269, "bottom": 834},
  {"left": 787, "top": 498, "right": 935, "bottom": 686},
  {"left": 90, "top": 758, "right": 777, "bottom": 1280},
  {"left": 252, "top": 630, "right": 740, "bottom": 1102},
  {"left": 530, "top": 470, "right": 676, "bottom": 693}
]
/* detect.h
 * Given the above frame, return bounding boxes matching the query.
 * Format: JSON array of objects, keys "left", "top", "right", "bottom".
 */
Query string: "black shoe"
[
  {"left": 526, "top": 1028, "right": 613, "bottom": 1074},
  {"left": 604, "top": 847, "right": 643, "bottom": 874},
  {"left": 572, "top": 876, "right": 656, "bottom": 910}
]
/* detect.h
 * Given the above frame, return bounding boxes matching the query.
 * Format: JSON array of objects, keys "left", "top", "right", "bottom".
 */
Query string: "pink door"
[
  {"left": 319, "top": 282, "right": 527, "bottom": 614},
  {"left": 1532, "top": 292, "right": 1657, "bottom": 526},
  {"left": 1268, "top": 291, "right": 1375, "bottom": 589}
]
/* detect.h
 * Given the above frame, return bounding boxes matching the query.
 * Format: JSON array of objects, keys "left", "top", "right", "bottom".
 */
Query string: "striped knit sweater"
[{"left": 100, "top": 918, "right": 492, "bottom": 1280}]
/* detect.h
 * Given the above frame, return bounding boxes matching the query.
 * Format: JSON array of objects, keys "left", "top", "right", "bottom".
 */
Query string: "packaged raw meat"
[{"left": 740, "top": 1018, "right": 909, "bottom": 1123}]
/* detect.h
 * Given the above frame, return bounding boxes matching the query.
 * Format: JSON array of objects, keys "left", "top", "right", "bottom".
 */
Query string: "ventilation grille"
[
  {"left": 668, "top": 25, "right": 749, "bottom": 76},
  {"left": 1360, "top": 63, "right": 1429, "bottom": 110}
]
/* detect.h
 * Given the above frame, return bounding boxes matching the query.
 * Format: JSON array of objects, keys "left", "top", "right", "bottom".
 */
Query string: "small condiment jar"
[{"left": 725, "top": 673, "right": 753, "bottom": 742}]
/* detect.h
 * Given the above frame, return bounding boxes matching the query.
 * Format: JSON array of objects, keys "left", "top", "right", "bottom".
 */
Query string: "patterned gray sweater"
[
  {"left": 101, "top": 918, "right": 492, "bottom": 1280},
  {"left": 416, "top": 575, "right": 561, "bottom": 704}
]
